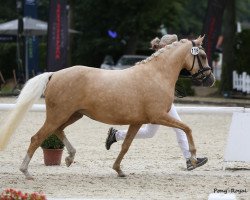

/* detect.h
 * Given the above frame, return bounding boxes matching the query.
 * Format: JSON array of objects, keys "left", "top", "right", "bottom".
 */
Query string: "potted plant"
[{"left": 41, "top": 134, "right": 65, "bottom": 166}]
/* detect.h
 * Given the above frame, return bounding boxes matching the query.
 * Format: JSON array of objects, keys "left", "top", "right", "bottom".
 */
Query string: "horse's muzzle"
[{"left": 192, "top": 73, "right": 215, "bottom": 87}]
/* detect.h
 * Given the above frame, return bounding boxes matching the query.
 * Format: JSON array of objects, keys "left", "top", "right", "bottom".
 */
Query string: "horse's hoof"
[
  {"left": 25, "top": 174, "right": 35, "bottom": 181},
  {"left": 117, "top": 171, "right": 126, "bottom": 177},
  {"left": 65, "top": 157, "right": 73, "bottom": 167},
  {"left": 20, "top": 168, "right": 34, "bottom": 180},
  {"left": 190, "top": 157, "right": 197, "bottom": 166},
  {"left": 25, "top": 175, "right": 34, "bottom": 180}
]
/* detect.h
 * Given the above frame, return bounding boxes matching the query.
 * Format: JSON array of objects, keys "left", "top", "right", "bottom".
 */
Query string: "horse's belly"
[{"left": 80, "top": 106, "right": 147, "bottom": 125}]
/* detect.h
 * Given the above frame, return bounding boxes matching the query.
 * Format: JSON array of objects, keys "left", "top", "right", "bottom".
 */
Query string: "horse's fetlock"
[
  {"left": 190, "top": 156, "right": 197, "bottom": 166},
  {"left": 112, "top": 164, "right": 119, "bottom": 172},
  {"left": 70, "top": 148, "right": 76, "bottom": 156},
  {"left": 19, "top": 166, "right": 27, "bottom": 173},
  {"left": 66, "top": 154, "right": 75, "bottom": 166},
  {"left": 19, "top": 167, "right": 24, "bottom": 172}
]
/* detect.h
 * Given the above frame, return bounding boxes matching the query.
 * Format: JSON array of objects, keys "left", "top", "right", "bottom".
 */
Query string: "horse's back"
[{"left": 44, "top": 66, "right": 150, "bottom": 124}]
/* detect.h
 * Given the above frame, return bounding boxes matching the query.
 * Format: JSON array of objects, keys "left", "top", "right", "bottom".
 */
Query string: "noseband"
[{"left": 188, "top": 41, "right": 211, "bottom": 82}]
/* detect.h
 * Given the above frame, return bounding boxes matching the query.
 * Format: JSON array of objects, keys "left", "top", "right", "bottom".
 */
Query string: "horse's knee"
[
  {"left": 184, "top": 127, "right": 191, "bottom": 134},
  {"left": 30, "top": 134, "right": 45, "bottom": 148}
]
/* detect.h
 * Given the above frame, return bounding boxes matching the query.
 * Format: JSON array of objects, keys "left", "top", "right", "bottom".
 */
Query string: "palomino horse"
[{"left": 0, "top": 36, "right": 215, "bottom": 179}]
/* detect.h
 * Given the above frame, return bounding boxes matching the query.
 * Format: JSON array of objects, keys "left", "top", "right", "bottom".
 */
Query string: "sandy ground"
[{"left": 0, "top": 97, "right": 249, "bottom": 200}]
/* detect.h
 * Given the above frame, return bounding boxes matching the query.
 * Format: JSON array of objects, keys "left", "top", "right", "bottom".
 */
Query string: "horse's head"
[{"left": 183, "top": 36, "right": 215, "bottom": 87}]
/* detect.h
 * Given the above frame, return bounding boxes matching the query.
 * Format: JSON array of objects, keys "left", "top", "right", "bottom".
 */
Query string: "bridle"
[
  {"left": 188, "top": 41, "right": 211, "bottom": 82},
  {"left": 176, "top": 40, "right": 214, "bottom": 96}
]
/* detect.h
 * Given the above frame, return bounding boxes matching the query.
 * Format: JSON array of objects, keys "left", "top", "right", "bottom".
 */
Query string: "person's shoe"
[
  {"left": 105, "top": 127, "right": 117, "bottom": 150},
  {"left": 186, "top": 157, "right": 208, "bottom": 171}
]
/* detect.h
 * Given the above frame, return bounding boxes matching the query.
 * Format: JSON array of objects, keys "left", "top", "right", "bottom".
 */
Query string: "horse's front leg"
[
  {"left": 152, "top": 113, "right": 197, "bottom": 166},
  {"left": 54, "top": 112, "right": 83, "bottom": 167},
  {"left": 113, "top": 124, "right": 142, "bottom": 177}
]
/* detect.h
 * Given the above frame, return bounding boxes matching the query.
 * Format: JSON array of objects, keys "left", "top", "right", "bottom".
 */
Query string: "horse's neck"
[
  {"left": 161, "top": 43, "right": 189, "bottom": 85},
  {"left": 132, "top": 43, "right": 189, "bottom": 91}
]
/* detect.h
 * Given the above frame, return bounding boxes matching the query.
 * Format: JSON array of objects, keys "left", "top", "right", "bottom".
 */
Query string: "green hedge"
[
  {"left": 0, "top": 43, "right": 18, "bottom": 79},
  {"left": 234, "top": 29, "right": 250, "bottom": 73},
  {"left": 176, "top": 78, "right": 195, "bottom": 96},
  {"left": 0, "top": 41, "right": 48, "bottom": 81}
]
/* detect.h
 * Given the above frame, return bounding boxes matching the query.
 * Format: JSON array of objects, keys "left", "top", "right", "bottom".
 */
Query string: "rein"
[{"left": 188, "top": 41, "right": 211, "bottom": 82}]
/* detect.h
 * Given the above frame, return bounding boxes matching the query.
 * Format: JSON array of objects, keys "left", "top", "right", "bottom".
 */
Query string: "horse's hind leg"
[
  {"left": 113, "top": 124, "right": 142, "bottom": 177},
  {"left": 19, "top": 121, "right": 57, "bottom": 180},
  {"left": 55, "top": 131, "right": 76, "bottom": 167},
  {"left": 54, "top": 112, "right": 83, "bottom": 167},
  {"left": 19, "top": 110, "right": 79, "bottom": 179}
]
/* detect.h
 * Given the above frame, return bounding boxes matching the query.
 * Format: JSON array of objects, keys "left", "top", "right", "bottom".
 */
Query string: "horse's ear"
[
  {"left": 150, "top": 37, "right": 160, "bottom": 50},
  {"left": 194, "top": 35, "right": 205, "bottom": 46},
  {"left": 200, "top": 35, "right": 205, "bottom": 43}
]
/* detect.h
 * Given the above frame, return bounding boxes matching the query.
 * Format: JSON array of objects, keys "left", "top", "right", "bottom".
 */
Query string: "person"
[
  {"left": 105, "top": 34, "right": 208, "bottom": 171},
  {"left": 100, "top": 55, "right": 114, "bottom": 70}
]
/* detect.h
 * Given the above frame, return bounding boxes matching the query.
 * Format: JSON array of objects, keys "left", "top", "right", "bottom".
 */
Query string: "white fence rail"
[
  {"left": 1, "top": 104, "right": 250, "bottom": 114},
  {"left": 232, "top": 70, "right": 250, "bottom": 94}
]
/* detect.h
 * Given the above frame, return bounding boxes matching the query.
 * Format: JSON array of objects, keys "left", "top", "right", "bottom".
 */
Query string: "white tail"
[{"left": 0, "top": 72, "right": 53, "bottom": 150}]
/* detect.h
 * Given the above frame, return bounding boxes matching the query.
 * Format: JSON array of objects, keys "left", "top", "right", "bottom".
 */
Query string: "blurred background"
[{"left": 0, "top": 0, "right": 250, "bottom": 98}]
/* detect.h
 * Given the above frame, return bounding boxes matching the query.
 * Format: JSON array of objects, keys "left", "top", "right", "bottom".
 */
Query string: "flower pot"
[{"left": 42, "top": 148, "right": 63, "bottom": 166}]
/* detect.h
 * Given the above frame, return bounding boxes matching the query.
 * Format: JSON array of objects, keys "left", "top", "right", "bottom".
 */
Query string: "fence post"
[
  {"left": 232, "top": 71, "right": 236, "bottom": 90},
  {"left": 247, "top": 74, "right": 250, "bottom": 94},
  {"left": 232, "top": 71, "right": 250, "bottom": 94},
  {"left": 242, "top": 72, "right": 247, "bottom": 93}
]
